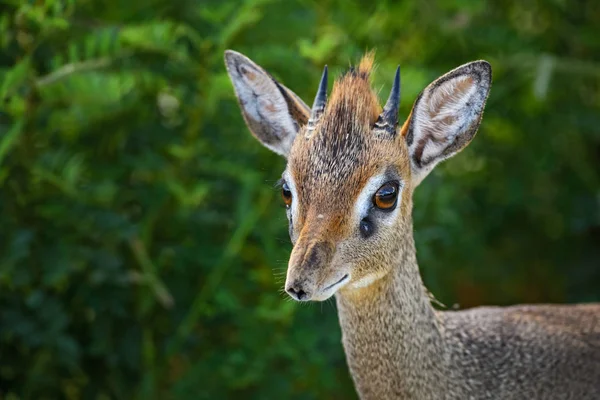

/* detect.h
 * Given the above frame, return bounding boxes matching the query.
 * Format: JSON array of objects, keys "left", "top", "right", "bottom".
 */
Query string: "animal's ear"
[
  {"left": 224, "top": 50, "right": 310, "bottom": 158},
  {"left": 402, "top": 61, "right": 492, "bottom": 186}
]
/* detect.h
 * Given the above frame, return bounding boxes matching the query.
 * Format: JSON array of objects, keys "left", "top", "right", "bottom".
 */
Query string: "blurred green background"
[{"left": 0, "top": 0, "right": 599, "bottom": 398}]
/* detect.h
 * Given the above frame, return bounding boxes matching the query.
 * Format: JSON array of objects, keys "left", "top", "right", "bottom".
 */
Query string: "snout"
[
  {"left": 285, "top": 283, "right": 310, "bottom": 301},
  {"left": 286, "top": 273, "right": 351, "bottom": 301},
  {"left": 284, "top": 240, "right": 350, "bottom": 301}
]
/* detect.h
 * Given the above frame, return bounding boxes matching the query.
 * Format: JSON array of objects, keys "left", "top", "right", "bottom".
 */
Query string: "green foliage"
[{"left": 0, "top": 0, "right": 599, "bottom": 398}]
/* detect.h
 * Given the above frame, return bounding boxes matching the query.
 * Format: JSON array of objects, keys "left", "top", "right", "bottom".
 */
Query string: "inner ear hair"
[
  {"left": 405, "top": 61, "right": 492, "bottom": 185},
  {"left": 224, "top": 50, "right": 310, "bottom": 157}
]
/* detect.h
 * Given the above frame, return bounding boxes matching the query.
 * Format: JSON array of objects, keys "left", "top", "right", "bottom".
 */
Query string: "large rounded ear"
[
  {"left": 402, "top": 61, "right": 492, "bottom": 186},
  {"left": 224, "top": 50, "right": 310, "bottom": 158}
]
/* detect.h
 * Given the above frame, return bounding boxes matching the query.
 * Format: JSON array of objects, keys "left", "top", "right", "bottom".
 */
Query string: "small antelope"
[{"left": 224, "top": 50, "right": 600, "bottom": 399}]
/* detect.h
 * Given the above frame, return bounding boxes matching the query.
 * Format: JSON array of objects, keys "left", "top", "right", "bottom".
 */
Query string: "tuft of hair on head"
[
  {"left": 357, "top": 50, "right": 375, "bottom": 77},
  {"left": 341, "top": 51, "right": 376, "bottom": 80},
  {"left": 327, "top": 51, "right": 381, "bottom": 128}
]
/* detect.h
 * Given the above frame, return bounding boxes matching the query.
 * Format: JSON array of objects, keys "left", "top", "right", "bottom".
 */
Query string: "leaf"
[
  {"left": 0, "top": 57, "right": 31, "bottom": 99},
  {"left": 0, "top": 120, "right": 24, "bottom": 166}
]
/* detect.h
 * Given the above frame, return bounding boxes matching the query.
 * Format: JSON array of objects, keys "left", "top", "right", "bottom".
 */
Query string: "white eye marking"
[
  {"left": 282, "top": 170, "right": 299, "bottom": 235},
  {"left": 317, "top": 214, "right": 324, "bottom": 219},
  {"left": 352, "top": 172, "right": 402, "bottom": 227}
]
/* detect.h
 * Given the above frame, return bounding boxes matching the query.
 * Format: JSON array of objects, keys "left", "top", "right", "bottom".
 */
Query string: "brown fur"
[
  {"left": 285, "top": 56, "right": 411, "bottom": 295},
  {"left": 225, "top": 51, "right": 600, "bottom": 399}
]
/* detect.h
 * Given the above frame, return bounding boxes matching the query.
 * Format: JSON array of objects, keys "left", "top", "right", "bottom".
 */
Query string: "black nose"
[{"left": 286, "top": 285, "right": 309, "bottom": 301}]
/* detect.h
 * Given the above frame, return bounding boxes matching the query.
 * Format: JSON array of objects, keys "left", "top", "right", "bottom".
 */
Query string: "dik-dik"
[{"left": 224, "top": 50, "right": 600, "bottom": 399}]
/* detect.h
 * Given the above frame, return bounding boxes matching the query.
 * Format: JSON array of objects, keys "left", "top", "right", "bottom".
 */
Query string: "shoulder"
[
  {"left": 441, "top": 303, "right": 600, "bottom": 353},
  {"left": 444, "top": 303, "right": 600, "bottom": 339},
  {"left": 439, "top": 303, "right": 600, "bottom": 397}
]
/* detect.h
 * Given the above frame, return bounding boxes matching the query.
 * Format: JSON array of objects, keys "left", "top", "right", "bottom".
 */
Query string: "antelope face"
[
  {"left": 282, "top": 133, "right": 412, "bottom": 300},
  {"left": 225, "top": 51, "right": 491, "bottom": 301}
]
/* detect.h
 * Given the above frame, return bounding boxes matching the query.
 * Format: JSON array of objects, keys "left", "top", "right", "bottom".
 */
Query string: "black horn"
[
  {"left": 374, "top": 66, "right": 401, "bottom": 136},
  {"left": 306, "top": 65, "right": 328, "bottom": 132}
]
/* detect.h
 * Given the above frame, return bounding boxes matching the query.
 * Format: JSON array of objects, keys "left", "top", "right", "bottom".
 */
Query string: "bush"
[{"left": 1, "top": 0, "right": 599, "bottom": 398}]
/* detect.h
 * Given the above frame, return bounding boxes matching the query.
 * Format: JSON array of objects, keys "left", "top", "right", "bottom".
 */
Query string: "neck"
[{"left": 335, "top": 231, "right": 450, "bottom": 399}]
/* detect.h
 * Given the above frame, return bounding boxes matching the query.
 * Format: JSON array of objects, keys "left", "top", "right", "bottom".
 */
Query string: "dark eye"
[
  {"left": 282, "top": 182, "right": 292, "bottom": 208},
  {"left": 373, "top": 181, "right": 399, "bottom": 210}
]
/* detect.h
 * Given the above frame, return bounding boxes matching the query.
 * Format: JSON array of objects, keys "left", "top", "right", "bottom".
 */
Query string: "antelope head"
[{"left": 225, "top": 51, "right": 491, "bottom": 301}]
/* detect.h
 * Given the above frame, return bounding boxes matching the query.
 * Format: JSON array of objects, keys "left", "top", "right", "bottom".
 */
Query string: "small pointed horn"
[
  {"left": 374, "top": 66, "right": 401, "bottom": 136},
  {"left": 306, "top": 65, "right": 328, "bottom": 132}
]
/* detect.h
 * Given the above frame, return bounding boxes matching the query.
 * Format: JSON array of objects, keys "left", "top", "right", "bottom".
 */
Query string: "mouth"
[
  {"left": 310, "top": 273, "right": 350, "bottom": 301},
  {"left": 324, "top": 274, "right": 350, "bottom": 291},
  {"left": 286, "top": 273, "right": 351, "bottom": 302}
]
